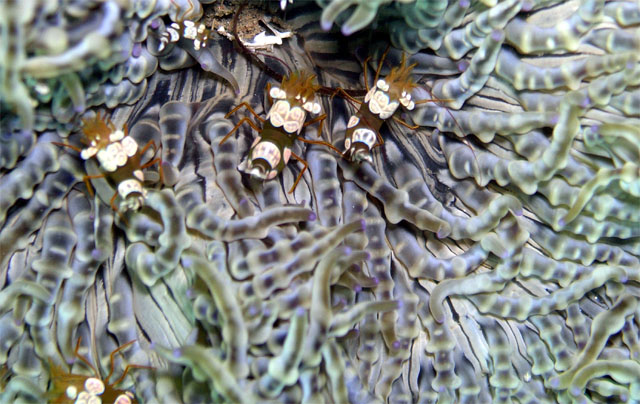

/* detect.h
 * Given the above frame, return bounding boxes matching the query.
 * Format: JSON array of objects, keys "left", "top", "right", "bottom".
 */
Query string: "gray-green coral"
[{"left": 1, "top": 0, "right": 640, "bottom": 403}]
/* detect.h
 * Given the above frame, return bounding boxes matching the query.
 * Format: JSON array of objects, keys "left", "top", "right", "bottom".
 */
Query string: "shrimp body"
[
  {"left": 342, "top": 54, "right": 418, "bottom": 163},
  {"left": 223, "top": 71, "right": 336, "bottom": 193},
  {"left": 55, "top": 113, "right": 160, "bottom": 212},
  {"left": 159, "top": 20, "right": 211, "bottom": 51}
]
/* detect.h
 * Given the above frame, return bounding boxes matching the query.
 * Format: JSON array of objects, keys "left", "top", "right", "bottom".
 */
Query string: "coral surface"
[{"left": 1, "top": 0, "right": 639, "bottom": 403}]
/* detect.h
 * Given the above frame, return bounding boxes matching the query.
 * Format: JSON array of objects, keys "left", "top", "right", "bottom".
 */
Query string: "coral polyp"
[{"left": 1, "top": 0, "right": 639, "bottom": 403}]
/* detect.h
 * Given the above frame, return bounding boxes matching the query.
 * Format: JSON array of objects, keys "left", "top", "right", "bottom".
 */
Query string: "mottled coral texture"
[{"left": 1, "top": 0, "right": 639, "bottom": 403}]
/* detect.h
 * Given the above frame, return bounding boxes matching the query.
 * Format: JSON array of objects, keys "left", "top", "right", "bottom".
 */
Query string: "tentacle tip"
[
  {"left": 549, "top": 378, "right": 559, "bottom": 388},
  {"left": 182, "top": 257, "right": 193, "bottom": 268},
  {"left": 459, "top": 0, "right": 470, "bottom": 7},
  {"left": 513, "top": 208, "right": 523, "bottom": 217},
  {"left": 491, "top": 29, "right": 504, "bottom": 42},
  {"left": 132, "top": 43, "right": 142, "bottom": 58},
  {"left": 354, "top": 284, "right": 362, "bottom": 292},
  {"left": 308, "top": 211, "right": 317, "bottom": 222},
  {"left": 570, "top": 387, "right": 582, "bottom": 397},
  {"left": 557, "top": 218, "right": 566, "bottom": 227},
  {"left": 436, "top": 228, "right": 449, "bottom": 239},
  {"left": 74, "top": 105, "right": 85, "bottom": 113},
  {"left": 457, "top": 60, "right": 469, "bottom": 72},
  {"left": 150, "top": 19, "right": 160, "bottom": 29},
  {"left": 91, "top": 248, "right": 103, "bottom": 260},
  {"left": 185, "top": 288, "right": 194, "bottom": 298},
  {"left": 364, "top": 251, "right": 371, "bottom": 260},
  {"left": 372, "top": 276, "right": 379, "bottom": 285},
  {"left": 359, "top": 218, "right": 366, "bottom": 231},
  {"left": 320, "top": 20, "right": 332, "bottom": 31},
  {"left": 296, "top": 307, "right": 306, "bottom": 317},
  {"left": 433, "top": 312, "right": 445, "bottom": 323},
  {"left": 341, "top": 25, "right": 354, "bottom": 36},
  {"left": 247, "top": 305, "right": 258, "bottom": 316},
  {"left": 392, "top": 340, "right": 401, "bottom": 349},
  {"left": 344, "top": 246, "right": 352, "bottom": 256},
  {"left": 172, "top": 348, "right": 182, "bottom": 358},
  {"left": 200, "top": 62, "right": 209, "bottom": 71}
]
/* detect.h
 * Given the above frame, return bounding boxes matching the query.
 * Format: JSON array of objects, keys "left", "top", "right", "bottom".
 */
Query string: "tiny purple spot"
[
  {"left": 457, "top": 60, "right": 469, "bottom": 72},
  {"left": 308, "top": 211, "right": 317, "bottom": 222},
  {"left": 558, "top": 218, "right": 566, "bottom": 227},
  {"left": 172, "top": 348, "right": 182, "bottom": 358},
  {"left": 344, "top": 246, "right": 352, "bottom": 256},
  {"left": 590, "top": 124, "right": 599, "bottom": 133},
  {"left": 621, "top": 393, "right": 628, "bottom": 402},
  {"left": 132, "top": 43, "right": 142, "bottom": 58},
  {"left": 201, "top": 62, "right": 209, "bottom": 71},
  {"left": 354, "top": 284, "right": 362, "bottom": 292},
  {"left": 263, "top": 308, "right": 271, "bottom": 317},
  {"left": 550, "top": 378, "right": 559, "bottom": 388},
  {"left": 491, "top": 29, "right": 504, "bottom": 42},
  {"left": 571, "top": 387, "right": 581, "bottom": 397},
  {"left": 321, "top": 20, "right": 332, "bottom": 31},
  {"left": 359, "top": 218, "right": 366, "bottom": 231},
  {"left": 439, "top": 386, "right": 446, "bottom": 393},
  {"left": 248, "top": 305, "right": 257, "bottom": 316},
  {"left": 627, "top": 60, "right": 635, "bottom": 70},
  {"left": 522, "top": 0, "right": 533, "bottom": 12},
  {"left": 74, "top": 105, "right": 85, "bottom": 113},
  {"left": 459, "top": 0, "right": 470, "bottom": 8},
  {"left": 437, "top": 229, "right": 447, "bottom": 239},
  {"left": 514, "top": 208, "right": 523, "bottom": 217},
  {"left": 581, "top": 96, "right": 591, "bottom": 109},
  {"left": 182, "top": 257, "right": 193, "bottom": 268},
  {"left": 364, "top": 251, "right": 371, "bottom": 260},
  {"left": 91, "top": 248, "right": 102, "bottom": 260},
  {"left": 620, "top": 275, "right": 628, "bottom": 283},
  {"left": 392, "top": 340, "right": 401, "bottom": 349},
  {"left": 149, "top": 342, "right": 156, "bottom": 350},
  {"left": 342, "top": 25, "right": 353, "bottom": 36},
  {"left": 372, "top": 277, "right": 379, "bottom": 285},
  {"left": 396, "top": 299, "right": 404, "bottom": 309},
  {"left": 186, "top": 288, "right": 194, "bottom": 298},
  {"left": 296, "top": 307, "right": 306, "bottom": 316},
  {"left": 550, "top": 114, "right": 559, "bottom": 125},
  {"left": 151, "top": 19, "right": 160, "bottom": 29},
  {"left": 240, "top": 198, "right": 248, "bottom": 207}
]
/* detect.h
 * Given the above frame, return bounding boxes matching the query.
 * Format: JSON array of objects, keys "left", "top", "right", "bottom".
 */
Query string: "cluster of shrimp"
[
  {"left": 54, "top": 112, "right": 161, "bottom": 213},
  {"left": 222, "top": 70, "right": 339, "bottom": 193},
  {"left": 220, "top": 5, "right": 455, "bottom": 192},
  {"left": 47, "top": 339, "right": 150, "bottom": 404},
  {"left": 336, "top": 50, "right": 424, "bottom": 163}
]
